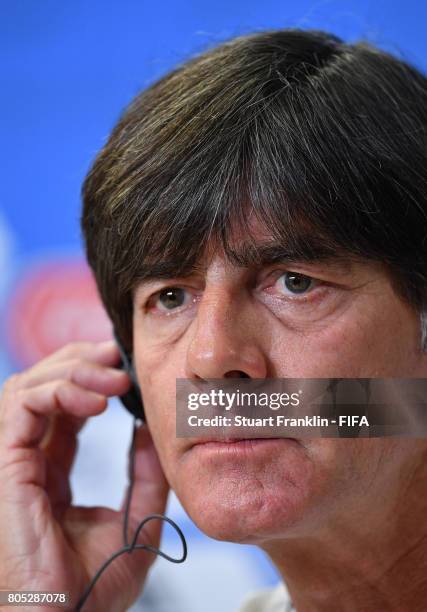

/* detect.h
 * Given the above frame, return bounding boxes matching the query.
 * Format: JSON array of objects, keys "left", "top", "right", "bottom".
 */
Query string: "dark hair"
[{"left": 81, "top": 28, "right": 427, "bottom": 353}]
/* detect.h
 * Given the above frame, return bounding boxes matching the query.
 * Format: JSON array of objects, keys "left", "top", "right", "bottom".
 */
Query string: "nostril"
[{"left": 224, "top": 370, "right": 250, "bottom": 378}]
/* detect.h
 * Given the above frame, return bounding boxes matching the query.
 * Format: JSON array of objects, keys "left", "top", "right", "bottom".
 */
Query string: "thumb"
[{"left": 120, "top": 422, "right": 170, "bottom": 548}]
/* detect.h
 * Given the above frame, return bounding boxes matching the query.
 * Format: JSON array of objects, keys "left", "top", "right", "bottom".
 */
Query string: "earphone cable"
[{"left": 75, "top": 418, "right": 188, "bottom": 611}]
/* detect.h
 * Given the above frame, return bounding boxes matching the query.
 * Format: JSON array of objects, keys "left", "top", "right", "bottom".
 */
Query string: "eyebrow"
[
  {"left": 224, "top": 241, "right": 354, "bottom": 271},
  {"left": 133, "top": 238, "right": 356, "bottom": 291}
]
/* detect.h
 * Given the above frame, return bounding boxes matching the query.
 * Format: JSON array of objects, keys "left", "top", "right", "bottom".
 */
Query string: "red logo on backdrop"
[{"left": 5, "top": 258, "right": 114, "bottom": 367}]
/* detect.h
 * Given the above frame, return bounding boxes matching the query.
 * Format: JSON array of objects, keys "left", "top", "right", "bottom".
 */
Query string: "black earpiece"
[{"left": 113, "top": 329, "right": 146, "bottom": 423}]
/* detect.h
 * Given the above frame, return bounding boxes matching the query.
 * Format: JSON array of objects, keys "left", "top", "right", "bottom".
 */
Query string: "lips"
[
  {"left": 190, "top": 436, "right": 293, "bottom": 446},
  {"left": 191, "top": 437, "right": 261, "bottom": 445}
]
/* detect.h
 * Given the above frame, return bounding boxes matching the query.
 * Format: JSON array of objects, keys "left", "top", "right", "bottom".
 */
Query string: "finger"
[
  {"left": 2, "top": 355, "right": 131, "bottom": 457},
  {"left": 35, "top": 339, "right": 123, "bottom": 369},
  {"left": 40, "top": 384, "right": 107, "bottom": 504},
  {"left": 40, "top": 411, "right": 84, "bottom": 484},
  {"left": 0, "top": 380, "right": 110, "bottom": 450},
  {"left": 14, "top": 359, "right": 131, "bottom": 396},
  {"left": 43, "top": 418, "right": 74, "bottom": 518},
  {"left": 37, "top": 363, "right": 131, "bottom": 476},
  {"left": 120, "top": 425, "right": 170, "bottom": 549}
]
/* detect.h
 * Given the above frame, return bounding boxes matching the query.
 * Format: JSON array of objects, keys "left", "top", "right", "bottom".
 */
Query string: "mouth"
[{"left": 188, "top": 437, "right": 299, "bottom": 451}]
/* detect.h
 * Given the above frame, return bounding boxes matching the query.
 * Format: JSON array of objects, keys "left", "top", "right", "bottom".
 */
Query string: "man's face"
[{"left": 131, "top": 222, "right": 427, "bottom": 544}]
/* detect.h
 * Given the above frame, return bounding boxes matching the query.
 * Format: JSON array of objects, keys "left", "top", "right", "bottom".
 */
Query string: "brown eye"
[
  {"left": 279, "top": 272, "right": 314, "bottom": 295},
  {"left": 157, "top": 287, "right": 187, "bottom": 310}
]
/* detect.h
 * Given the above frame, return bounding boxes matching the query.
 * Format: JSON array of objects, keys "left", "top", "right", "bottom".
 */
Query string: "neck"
[{"left": 260, "top": 443, "right": 427, "bottom": 612}]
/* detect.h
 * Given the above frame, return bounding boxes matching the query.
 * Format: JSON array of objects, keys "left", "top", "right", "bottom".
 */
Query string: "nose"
[{"left": 185, "top": 286, "right": 268, "bottom": 380}]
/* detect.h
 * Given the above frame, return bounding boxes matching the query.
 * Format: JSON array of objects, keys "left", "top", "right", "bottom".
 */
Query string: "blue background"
[
  {"left": 1, "top": 0, "right": 427, "bottom": 257},
  {"left": 1, "top": 2, "right": 426, "bottom": 611}
]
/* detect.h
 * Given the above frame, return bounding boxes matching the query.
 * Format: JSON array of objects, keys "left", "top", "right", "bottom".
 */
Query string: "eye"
[
  {"left": 274, "top": 271, "right": 317, "bottom": 296},
  {"left": 149, "top": 287, "right": 193, "bottom": 313}
]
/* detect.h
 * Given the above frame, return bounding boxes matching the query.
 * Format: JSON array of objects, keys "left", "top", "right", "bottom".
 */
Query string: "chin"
[{"left": 174, "top": 439, "right": 320, "bottom": 543}]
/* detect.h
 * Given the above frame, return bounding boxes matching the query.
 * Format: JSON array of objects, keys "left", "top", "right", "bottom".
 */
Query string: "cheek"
[
  {"left": 141, "top": 386, "right": 177, "bottom": 485},
  {"left": 310, "top": 315, "right": 382, "bottom": 376},
  {"left": 134, "top": 343, "right": 185, "bottom": 485},
  {"left": 321, "top": 296, "right": 420, "bottom": 376},
  {"left": 270, "top": 294, "right": 418, "bottom": 378}
]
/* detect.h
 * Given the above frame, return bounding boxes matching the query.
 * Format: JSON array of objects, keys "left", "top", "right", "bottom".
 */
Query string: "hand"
[{"left": 0, "top": 340, "right": 170, "bottom": 611}]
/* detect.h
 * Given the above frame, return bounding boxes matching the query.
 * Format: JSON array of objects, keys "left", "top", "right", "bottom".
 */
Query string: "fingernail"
[
  {"left": 110, "top": 367, "right": 129, "bottom": 377},
  {"left": 97, "top": 339, "right": 117, "bottom": 348}
]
